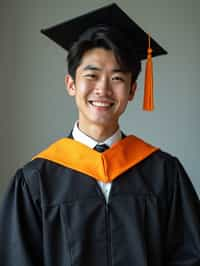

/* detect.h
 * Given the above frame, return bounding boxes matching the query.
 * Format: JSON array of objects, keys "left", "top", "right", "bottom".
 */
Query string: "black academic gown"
[{"left": 0, "top": 136, "right": 200, "bottom": 266}]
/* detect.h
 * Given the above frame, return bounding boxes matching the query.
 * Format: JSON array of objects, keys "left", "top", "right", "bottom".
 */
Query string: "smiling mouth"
[{"left": 88, "top": 101, "right": 114, "bottom": 107}]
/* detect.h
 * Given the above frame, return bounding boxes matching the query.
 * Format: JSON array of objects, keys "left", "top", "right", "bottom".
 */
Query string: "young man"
[{"left": 0, "top": 4, "right": 199, "bottom": 266}]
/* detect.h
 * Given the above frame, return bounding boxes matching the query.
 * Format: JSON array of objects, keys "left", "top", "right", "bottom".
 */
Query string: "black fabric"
[
  {"left": 40, "top": 3, "right": 167, "bottom": 59},
  {"left": 94, "top": 144, "right": 109, "bottom": 153},
  {"left": 0, "top": 150, "right": 200, "bottom": 266}
]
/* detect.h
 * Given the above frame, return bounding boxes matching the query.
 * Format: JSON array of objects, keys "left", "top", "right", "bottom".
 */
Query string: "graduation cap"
[{"left": 41, "top": 3, "right": 167, "bottom": 111}]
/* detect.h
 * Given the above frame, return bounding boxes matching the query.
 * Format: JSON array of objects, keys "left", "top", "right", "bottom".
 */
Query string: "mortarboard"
[{"left": 41, "top": 3, "right": 167, "bottom": 111}]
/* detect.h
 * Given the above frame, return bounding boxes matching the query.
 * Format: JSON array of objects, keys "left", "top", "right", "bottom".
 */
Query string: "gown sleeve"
[
  {"left": 166, "top": 158, "right": 200, "bottom": 265},
  {"left": 0, "top": 168, "right": 43, "bottom": 266}
]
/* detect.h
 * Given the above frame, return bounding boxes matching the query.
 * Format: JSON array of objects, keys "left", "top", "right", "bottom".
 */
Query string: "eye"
[
  {"left": 112, "top": 76, "right": 125, "bottom": 82},
  {"left": 84, "top": 73, "right": 97, "bottom": 79}
]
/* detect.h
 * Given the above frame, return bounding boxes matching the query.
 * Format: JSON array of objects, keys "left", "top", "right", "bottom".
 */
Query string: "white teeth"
[{"left": 91, "top": 101, "right": 111, "bottom": 107}]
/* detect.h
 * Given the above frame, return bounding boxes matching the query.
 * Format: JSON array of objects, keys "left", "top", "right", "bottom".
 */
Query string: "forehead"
[{"left": 79, "top": 48, "right": 120, "bottom": 69}]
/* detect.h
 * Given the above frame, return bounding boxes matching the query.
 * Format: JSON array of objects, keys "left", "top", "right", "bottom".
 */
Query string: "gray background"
[{"left": 0, "top": 0, "right": 200, "bottom": 199}]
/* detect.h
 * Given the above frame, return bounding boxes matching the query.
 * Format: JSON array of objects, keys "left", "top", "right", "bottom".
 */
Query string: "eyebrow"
[
  {"left": 83, "top": 64, "right": 127, "bottom": 73},
  {"left": 83, "top": 65, "right": 101, "bottom": 71}
]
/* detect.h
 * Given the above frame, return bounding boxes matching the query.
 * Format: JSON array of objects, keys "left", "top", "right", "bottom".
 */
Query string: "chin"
[{"left": 93, "top": 118, "right": 117, "bottom": 128}]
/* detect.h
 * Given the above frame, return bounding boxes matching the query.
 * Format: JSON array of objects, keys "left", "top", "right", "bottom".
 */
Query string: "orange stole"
[{"left": 32, "top": 135, "right": 159, "bottom": 183}]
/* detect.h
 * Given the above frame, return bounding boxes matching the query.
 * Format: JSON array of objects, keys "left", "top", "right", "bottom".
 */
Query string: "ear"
[
  {"left": 65, "top": 74, "right": 76, "bottom": 96},
  {"left": 128, "top": 82, "right": 137, "bottom": 101}
]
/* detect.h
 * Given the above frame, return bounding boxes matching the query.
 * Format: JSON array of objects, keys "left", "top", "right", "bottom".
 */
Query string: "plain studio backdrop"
[{"left": 0, "top": 0, "right": 199, "bottom": 199}]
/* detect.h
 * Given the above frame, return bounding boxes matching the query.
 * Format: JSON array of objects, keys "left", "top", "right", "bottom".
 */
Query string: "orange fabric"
[
  {"left": 143, "top": 34, "right": 154, "bottom": 111},
  {"left": 32, "top": 135, "right": 159, "bottom": 183}
]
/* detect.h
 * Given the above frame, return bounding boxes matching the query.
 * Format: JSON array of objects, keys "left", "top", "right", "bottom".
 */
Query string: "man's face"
[{"left": 66, "top": 48, "right": 136, "bottom": 134}]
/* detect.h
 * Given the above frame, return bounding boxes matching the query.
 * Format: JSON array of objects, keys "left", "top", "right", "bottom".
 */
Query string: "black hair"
[{"left": 67, "top": 26, "right": 141, "bottom": 83}]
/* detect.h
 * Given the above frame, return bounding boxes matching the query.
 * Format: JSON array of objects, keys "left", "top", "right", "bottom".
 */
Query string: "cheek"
[
  {"left": 115, "top": 85, "right": 130, "bottom": 100},
  {"left": 115, "top": 90, "right": 131, "bottom": 110},
  {"left": 76, "top": 80, "right": 92, "bottom": 95}
]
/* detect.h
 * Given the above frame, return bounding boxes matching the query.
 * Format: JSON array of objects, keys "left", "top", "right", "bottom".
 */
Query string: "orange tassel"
[{"left": 143, "top": 34, "right": 154, "bottom": 111}]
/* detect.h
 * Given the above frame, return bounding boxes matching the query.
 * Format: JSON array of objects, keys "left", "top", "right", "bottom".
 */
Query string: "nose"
[{"left": 94, "top": 77, "right": 112, "bottom": 96}]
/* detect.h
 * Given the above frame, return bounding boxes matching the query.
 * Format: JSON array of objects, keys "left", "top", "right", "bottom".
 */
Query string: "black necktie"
[{"left": 94, "top": 144, "right": 109, "bottom": 153}]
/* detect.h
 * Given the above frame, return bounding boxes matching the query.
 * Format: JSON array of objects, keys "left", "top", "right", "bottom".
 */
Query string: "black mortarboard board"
[
  {"left": 41, "top": 3, "right": 167, "bottom": 111},
  {"left": 41, "top": 3, "right": 167, "bottom": 59}
]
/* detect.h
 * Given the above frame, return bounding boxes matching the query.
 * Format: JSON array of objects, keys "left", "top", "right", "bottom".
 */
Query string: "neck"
[{"left": 78, "top": 123, "right": 119, "bottom": 142}]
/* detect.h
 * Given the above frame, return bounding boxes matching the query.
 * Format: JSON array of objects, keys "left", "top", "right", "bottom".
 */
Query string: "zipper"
[
  {"left": 105, "top": 203, "right": 112, "bottom": 266},
  {"left": 94, "top": 180, "right": 112, "bottom": 265}
]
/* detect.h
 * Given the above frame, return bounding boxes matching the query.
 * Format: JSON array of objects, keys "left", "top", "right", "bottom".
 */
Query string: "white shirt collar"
[{"left": 72, "top": 121, "right": 122, "bottom": 149}]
